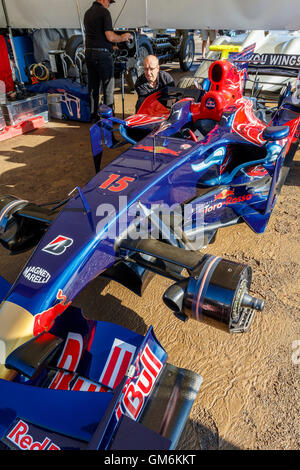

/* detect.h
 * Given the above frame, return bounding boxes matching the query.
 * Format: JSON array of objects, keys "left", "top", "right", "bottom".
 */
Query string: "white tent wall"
[
  {"left": 0, "top": 0, "right": 80, "bottom": 29},
  {"left": 0, "top": 0, "right": 146, "bottom": 29},
  {"left": 147, "top": 0, "right": 300, "bottom": 30},
  {"left": 0, "top": 0, "right": 299, "bottom": 30}
]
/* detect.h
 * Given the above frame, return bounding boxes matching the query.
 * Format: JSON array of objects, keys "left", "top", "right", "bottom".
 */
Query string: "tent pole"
[
  {"left": 75, "top": 0, "right": 85, "bottom": 46},
  {"left": 145, "top": 0, "right": 148, "bottom": 27},
  {"left": 1, "top": 0, "right": 25, "bottom": 88}
]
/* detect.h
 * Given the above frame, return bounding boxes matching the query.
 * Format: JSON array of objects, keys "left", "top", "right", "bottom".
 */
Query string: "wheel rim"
[
  {"left": 184, "top": 41, "right": 194, "bottom": 69},
  {"left": 75, "top": 45, "right": 84, "bottom": 60}
]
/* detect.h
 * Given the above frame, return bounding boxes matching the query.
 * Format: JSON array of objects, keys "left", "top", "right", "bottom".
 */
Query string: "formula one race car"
[
  {"left": 90, "top": 56, "right": 300, "bottom": 237},
  {"left": 0, "top": 56, "right": 298, "bottom": 450}
]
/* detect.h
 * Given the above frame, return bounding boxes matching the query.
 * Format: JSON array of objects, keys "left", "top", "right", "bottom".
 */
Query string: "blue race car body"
[{"left": 0, "top": 57, "right": 298, "bottom": 450}]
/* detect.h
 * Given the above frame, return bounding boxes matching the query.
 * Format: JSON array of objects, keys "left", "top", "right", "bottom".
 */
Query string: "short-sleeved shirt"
[
  {"left": 135, "top": 70, "right": 175, "bottom": 112},
  {"left": 84, "top": 1, "right": 113, "bottom": 51}
]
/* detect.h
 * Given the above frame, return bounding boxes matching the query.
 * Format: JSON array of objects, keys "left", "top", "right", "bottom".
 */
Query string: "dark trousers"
[{"left": 85, "top": 49, "right": 114, "bottom": 118}]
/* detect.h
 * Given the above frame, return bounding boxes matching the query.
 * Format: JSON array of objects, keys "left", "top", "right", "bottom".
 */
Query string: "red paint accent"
[
  {"left": 57, "top": 334, "right": 82, "bottom": 372},
  {"left": 135, "top": 144, "right": 180, "bottom": 156},
  {"left": 72, "top": 377, "right": 85, "bottom": 391},
  {"left": 246, "top": 165, "right": 268, "bottom": 176},
  {"left": 86, "top": 321, "right": 96, "bottom": 352},
  {"left": 114, "top": 350, "right": 132, "bottom": 388},
  {"left": 33, "top": 289, "right": 71, "bottom": 336},
  {"left": 189, "top": 129, "right": 198, "bottom": 142},
  {"left": 231, "top": 98, "right": 266, "bottom": 145},
  {"left": 197, "top": 60, "right": 244, "bottom": 122},
  {"left": 87, "top": 383, "right": 98, "bottom": 392},
  {"left": 49, "top": 371, "right": 74, "bottom": 390},
  {"left": 137, "top": 369, "right": 153, "bottom": 394},
  {"left": 0, "top": 36, "right": 14, "bottom": 92},
  {"left": 135, "top": 90, "right": 169, "bottom": 117},
  {"left": 48, "top": 236, "right": 68, "bottom": 245},
  {"left": 143, "top": 345, "right": 162, "bottom": 372},
  {"left": 101, "top": 346, "right": 121, "bottom": 387},
  {"left": 123, "top": 383, "right": 144, "bottom": 419}
]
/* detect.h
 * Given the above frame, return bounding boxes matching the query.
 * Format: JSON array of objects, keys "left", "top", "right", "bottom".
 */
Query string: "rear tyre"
[
  {"left": 126, "top": 35, "right": 153, "bottom": 91},
  {"left": 65, "top": 34, "right": 84, "bottom": 61},
  {"left": 177, "top": 76, "right": 198, "bottom": 89}
]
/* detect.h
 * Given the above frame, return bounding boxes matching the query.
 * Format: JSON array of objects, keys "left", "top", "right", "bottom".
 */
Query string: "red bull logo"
[
  {"left": 6, "top": 420, "right": 60, "bottom": 450},
  {"left": 205, "top": 97, "right": 216, "bottom": 109},
  {"left": 214, "top": 189, "right": 234, "bottom": 201},
  {"left": 33, "top": 289, "right": 71, "bottom": 336},
  {"left": 135, "top": 145, "right": 180, "bottom": 157}
]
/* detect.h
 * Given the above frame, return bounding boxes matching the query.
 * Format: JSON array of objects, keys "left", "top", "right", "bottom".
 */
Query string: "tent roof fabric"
[{"left": 0, "top": 0, "right": 300, "bottom": 30}]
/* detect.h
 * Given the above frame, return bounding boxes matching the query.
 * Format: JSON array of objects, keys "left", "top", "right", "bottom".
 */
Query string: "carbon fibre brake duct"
[{"left": 117, "top": 238, "right": 264, "bottom": 333}]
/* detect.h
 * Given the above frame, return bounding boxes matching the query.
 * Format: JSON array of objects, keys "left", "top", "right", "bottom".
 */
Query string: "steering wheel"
[
  {"left": 125, "top": 37, "right": 135, "bottom": 50},
  {"left": 168, "top": 91, "right": 183, "bottom": 99},
  {"left": 188, "top": 129, "right": 198, "bottom": 142}
]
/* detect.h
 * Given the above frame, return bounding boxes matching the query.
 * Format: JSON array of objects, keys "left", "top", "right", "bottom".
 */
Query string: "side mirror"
[
  {"left": 262, "top": 125, "right": 289, "bottom": 141},
  {"left": 99, "top": 104, "right": 113, "bottom": 118}
]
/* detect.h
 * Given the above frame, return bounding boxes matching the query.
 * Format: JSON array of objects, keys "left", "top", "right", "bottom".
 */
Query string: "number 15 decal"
[{"left": 99, "top": 174, "right": 135, "bottom": 192}]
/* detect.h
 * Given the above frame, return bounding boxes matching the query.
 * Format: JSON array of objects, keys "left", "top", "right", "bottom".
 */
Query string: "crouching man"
[{"left": 135, "top": 55, "right": 175, "bottom": 112}]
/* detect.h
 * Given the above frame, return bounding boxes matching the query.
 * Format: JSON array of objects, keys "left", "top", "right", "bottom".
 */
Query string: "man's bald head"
[
  {"left": 143, "top": 55, "right": 160, "bottom": 87},
  {"left": 143, "top": 55, "right": 159, "bottom": 68}
]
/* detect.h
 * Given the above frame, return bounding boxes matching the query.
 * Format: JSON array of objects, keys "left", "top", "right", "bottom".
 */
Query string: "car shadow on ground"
[
  {"left": 73, "top": 275, "right": 148, "bottom": 335},
  {"left": 284, "top": 160, "right": 300, "bottom": 186},
  {"left": 177, "top": 418, "right": 240, "bottom": 450}
]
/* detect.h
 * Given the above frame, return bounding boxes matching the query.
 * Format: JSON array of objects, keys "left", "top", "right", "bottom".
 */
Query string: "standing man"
[
  {"left": 84, "top": 0, "right": 131, "bottom": 121},
  {"left": 199, "top": 29, "right": 216, "bottom": 59},
  {"left": 134, "top": 55, "right": 175, "bottom": 112}
]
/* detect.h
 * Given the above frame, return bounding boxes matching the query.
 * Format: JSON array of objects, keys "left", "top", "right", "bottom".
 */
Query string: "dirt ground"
[{"left": 0, "top": 42, "right": 299, "bottom": 450}]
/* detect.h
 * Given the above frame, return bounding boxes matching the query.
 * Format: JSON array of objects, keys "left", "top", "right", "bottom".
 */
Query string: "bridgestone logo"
[
  {"left": 42, "top": 235, "right": 73, "bottom": 256},
  {"left": 23, "top": 266, "right": 51, "bottom": 284}
]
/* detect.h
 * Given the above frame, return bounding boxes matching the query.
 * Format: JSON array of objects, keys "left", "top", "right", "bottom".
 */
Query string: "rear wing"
[
  {"left": 247, "top": 54, "right": 300, "bottom": 78},
  {"left": 201, "top": 46, "right": 300, "bottom": 79}
]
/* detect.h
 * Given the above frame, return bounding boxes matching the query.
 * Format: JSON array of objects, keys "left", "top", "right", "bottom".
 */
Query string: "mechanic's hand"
[{"left": 122, "top": 33, "right": 132, "bottom": 42}]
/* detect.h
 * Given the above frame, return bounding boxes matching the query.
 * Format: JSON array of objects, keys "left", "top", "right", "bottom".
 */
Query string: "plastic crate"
[
  {"left": 0, "top": 106, "right": 6, "bottom": 130},
  {"left": 1, "top": 94, "right": 48, "bottom": 127}
]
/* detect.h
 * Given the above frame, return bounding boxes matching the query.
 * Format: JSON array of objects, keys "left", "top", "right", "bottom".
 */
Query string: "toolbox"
[{"left": 1, "top": 94, "right": 48, "bottom": 127}]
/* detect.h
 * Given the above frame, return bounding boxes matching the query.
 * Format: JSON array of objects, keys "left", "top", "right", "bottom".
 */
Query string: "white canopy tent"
[
  {"left": 0, "top": 0, "right": 300, "bottom": 30},
  {"left": 0, "top": 0, "right": 146, "bottom": 29}
]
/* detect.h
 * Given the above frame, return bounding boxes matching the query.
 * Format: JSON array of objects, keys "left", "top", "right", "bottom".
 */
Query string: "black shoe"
[{"left": 90, "top": 114, "right": 100, "bottom": 124}]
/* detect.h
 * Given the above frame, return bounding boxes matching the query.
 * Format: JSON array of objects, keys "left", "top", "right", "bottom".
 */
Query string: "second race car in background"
[{"left": 179, "top": 30, "right": 300, "bottom": 97}]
